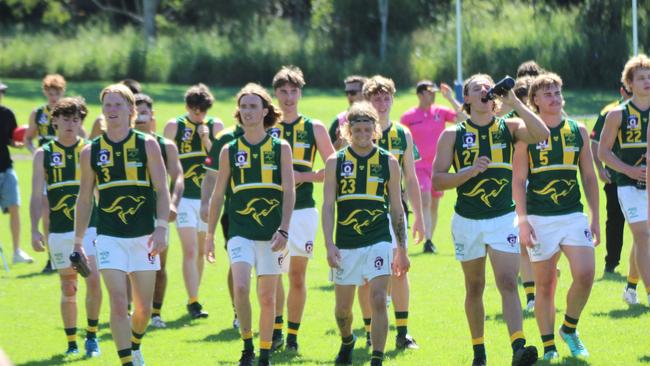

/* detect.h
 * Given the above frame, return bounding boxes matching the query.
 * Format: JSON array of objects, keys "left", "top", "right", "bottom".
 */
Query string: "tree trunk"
[
  {"left": 378, "top": 0, "right": 389, "bottom": 61},
  {"left": 143, "top": 0, "right": 158, "bottom": 43}
]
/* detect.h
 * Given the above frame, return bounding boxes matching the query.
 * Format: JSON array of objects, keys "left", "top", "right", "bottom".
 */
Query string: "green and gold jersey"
[
  {"left": 91, "top": 130, "right": 155, "bottom": 238},
  {"left": 527, "top": 119, "right": 583, "bottom": 216},
  {"left": 43, "top": 139, "right": 84, "bottom": 233},
  {"left": 227, "top": 134, "right": 283, "bottom": 241},
  {"left": 377, "top": 122, "right": 421, "bottom": 166},
  {"left": 591, "top": 100, "right": 622, "bottom": 179},
  {"left": 335, "top": 146, "right": 392, "bottom": 249},
  {"left": 35, "top": 105, "right": 56, "bottom": 146},
  {"left": 267, "top": 116, "right": 317, "bottom": 210},
  {"left": 173, "top": 115, "right": 218, "bottom": 199},
  {"left": 155, "top": 134, "right": 168, "bottom": 166},
  {"left": 614, "top": 101, "right": 649, "bottom": 187},
  {"left": 452, "top": 118, "right": 515, "bottom": 219}
]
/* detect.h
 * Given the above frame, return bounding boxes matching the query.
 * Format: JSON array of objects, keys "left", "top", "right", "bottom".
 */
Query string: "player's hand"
[
  {"left": 31, "top": 231, "right": 45, "bottom": 252},
  {"left": 205, "top": 236, "right": 216, "bottom": 263},
  {"left": 270, "top": 230, "right": 288, "bottom": 252},
  {"left": 197, "top": 124, "right": 210, "bottom": 141},
  {"left": 500, "top": 89, "right": 519, "bottom": 109},
  {"left": 148, "top": 226, "right": 168, "bottom": 257},
  {"left": 326, "top": 243, "right": 341, "bottom": 269},
  {"left": 169, "top": 203, "right": 178, "bottom": 222},
  {"left": 71, "top": 244, "right": 89, "bottom": 273},
  {"left": 471, "top": 156, "right": 491, "bottom": 177},
  {"left": 411, "top": 215, "right": 425, "bottom": 244},
  {"left": 625, "top": 165, "right": 646, "bottom": 182},
  {"left": 293, "top": 171, "right": 305, "bottom": 184},
  {"left": 597, "top": 166, "right": 611, "bottom": 184},
  {"left": 518, "top": 220, "right": 537, "bottom": 249},
  {"left": 392, "top": 249, "right": 410, "bottom": 277},
  {"left": 440, "top": 82, "right": 453, "bottom": 100},
  {"left": 590, "top": 219, "right": 601, "bottom": 247}
]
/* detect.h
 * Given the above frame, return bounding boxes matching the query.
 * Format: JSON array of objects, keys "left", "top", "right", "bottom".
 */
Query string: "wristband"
[
  {"left": 155, "top": 219, "right": 169, "bottom": 229},
  {"left": 277, "top": 229, "right": 289, "bottom": 239}
]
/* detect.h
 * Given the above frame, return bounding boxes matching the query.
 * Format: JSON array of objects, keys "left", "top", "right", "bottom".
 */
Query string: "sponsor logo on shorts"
[
  {"left": 177, "top": 212, "right": 188, "bottom": 224},
  {"left": 507, "top": 234, "right": 518, "bottom": 247},
  {"left": 99, "top": 250, "right": 110, "bottom": 264},
  {"left": 53, "top": 252, "right": 63, "bottom": 263},
  {"left": 278, "top": 253, "right": 285, "bottom": 266},
  {"left": 147, "top": 253, "right": 155, "bottom": 264},
  {"left": 230, "top": 246, "right": 241, "bottom": 259},
  {"left": 374, "top": 256, "right": 384, "bottom": 270},
  {"left": 628, "top": 207, "right": 638, "bottom": 219},
  {"left": 531, "top": 243, "right": 542, "bottom": 256},
  {"left": 305, "top": 241, "right": 313, "bottom": 254},
  {"left": 454, "top": 243, "right": 464, "bottom": 257},
  {"left": 584, "top": 229, "right": 592, "bottom": 241}
]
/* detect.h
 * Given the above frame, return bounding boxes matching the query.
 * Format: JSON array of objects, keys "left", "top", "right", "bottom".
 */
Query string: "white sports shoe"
[
  {"left": 233, "top": 317, "right": 240, "bottom": 329},
  {"left": 623, "top": 287, "right": 639, "bottom": 305},
  {"left": 151, "top": 316, "right": 166, "bottom": 328},
  {"left": 13, "top": 249, "right": 33, "bottom": 264},
  {"left": 133, "top": 349, "right": 145, "bottom": 366},
  {"left": 525, "top": 299, "right": 535, "bottom": 313}
]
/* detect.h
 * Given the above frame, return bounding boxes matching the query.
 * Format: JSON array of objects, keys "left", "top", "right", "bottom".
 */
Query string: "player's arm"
[
  {"left": 145, "top": 137, "right": 171, "bottom": 256},
  {"left": 321, "top": 155, "right": 340, "bottom": 268},
  {"left": 165, "top": 140, "right": 184, "bottom": 221},
  {"left": 590, "top": 140, "right": 611, "bottom": 184},
  {"left": 432, "top": 128, "right": 489, "bottom": 190},
  {"left": 402, "top": 129, "right": 424, "bottom": 244},
  {"left": 89, "top": 116, "right": 105, "bottom": 140},
  {"left": 440, "top": 82, "right": 467, "bottom": 122},
  {"left": 598, "top": 109, "right": 643, "bottom": 181},
  {"left": 29, "top": 149, "right": 46, "bottom": 252},
  {"left": 512, "top": 141, "right": 534, "bottom": 249},
  {"left": 206, "top": 146, "right": 230, "bottom": 263},
  {"left": 296, "top": 121, "right": 336, "bottom": 183},
  {"left": 504, "top": 90, "right": 549, "bottom": 144},
  {"left": 387, "top": 155, "right": 410, "bottom": 276},
  {"left": 270, "top": 141, "right": 296, "bottom": 251},
  {"left": 163, "top": 118, "right": 178, "bottom": 141},
  {"left": 73, "top": 145, "right": 95, "bottom": 259},
  {"left": 577, "top": 124, "right": 600, "bottom": 246},
  {"left": 25, "top": 109, "right": 38, "bottom": 153}
]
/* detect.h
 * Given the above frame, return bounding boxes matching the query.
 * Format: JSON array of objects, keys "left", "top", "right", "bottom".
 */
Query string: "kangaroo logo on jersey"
[
  {"left": 51, "top": 194, "right": 77, "bottom": 221},
  {"left": 462, "top": 178, "right": 509, "bottom": 207},
  {"left": 338, "top": 209, "right": 384, "bottom": 235},
  {"left": 532, "top": 179, "right": 577, "bottom": 205},
  {"left": 184, "top": 163, "right": 205, "bottom": 188},
  {"left": 462, "top": 132, "right": 477, "bottom": 148},
  {"left": 341, "top": 161, "right": 355, "bottom": 177},
  {"left": 102, "top": 195, "right": 147, "bottom": 224},
  {"left": 627, "top": 115, "right": 640, "bottom": 129},
  {"left": 268, "top": 128, "right": 281, "bottom": 139},
  {"left": 236, "top": 198, "right": 280, "bottom": 226}
]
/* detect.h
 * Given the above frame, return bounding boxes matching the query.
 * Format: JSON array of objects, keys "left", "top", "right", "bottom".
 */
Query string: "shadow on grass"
[
  {"left": 314, "top": 284, "right": 334, "bottom": 292},
  {"left": 595, "top": 271, "right": 626, "bottom": 283},
  {"left": 487, "top": 309, "right": 539, "bottom": 323},
  {"left": 535, "top": 356, "right": 590, "bottom": 366},
  {"left": 592, "top": 304, "right": 649, "bottom": 319},
  {"left": 323, "top": 326, "right": 366, "bottom": 336},
  {"left": 15, "top": 270, "right": 56, "bottom": 279},
  {"left": 19, "top": 353, "right": 82, "bottom": 366},
  {"left": 193, "top": 326, "right": 241, "bottom": 343},
  {"left": 639, "top": 355, "right": 650, "bottom": 363}
]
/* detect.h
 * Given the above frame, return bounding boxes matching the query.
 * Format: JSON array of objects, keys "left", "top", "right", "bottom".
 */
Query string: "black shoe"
[
  {"left": 186, "top": 302, "right": 208, "bottom": 319},
  {"left": 472, "top": 358, "right": 486, "bottom": 366},
  {"left": 370, "top": 358, "right": 383, "bottom": 366},
  {"left": 604, "top": 264, "right": 617, "bottom": 273},
  {"left": 271, "top": 335, "right": 284, "bottom": 352},
  {"left": 286, "top": 340, "right": 298, "bottom": 352},
  {"left": 396, "top": 334, "right": 420, "bottom": 350},
  {"left": 41, "top": 259, "right": 55, "bottom": 274},
  {"left": 238, "top": 350, "right": 255, "bottom": 366},
  {"left": 423, "top": 240, "right": 436, "bottom": 254},
  {"left": 512, "top": 345, "right": 538, "bottom": 366},
  {"left": 335, "top": 335, "right": 356, "bottom": 365}
]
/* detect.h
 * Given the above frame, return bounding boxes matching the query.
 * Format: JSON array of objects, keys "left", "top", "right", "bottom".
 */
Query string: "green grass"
[{"left": 0, "top": 78, "right": 647, "bottom": 366}]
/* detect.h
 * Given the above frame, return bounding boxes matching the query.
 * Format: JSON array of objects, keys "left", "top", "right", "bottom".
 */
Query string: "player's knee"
[
  {"left": 334, "top": 305, "right": 352, "bottom": 319},
  {"left": 257, "top": 291, "right": 275, "bottom": 309},
  {"left": 61, "top": 278, "right": 78, "bottom": 298},
  {"left": 369, "top": 288, "right": 387, "bottom": 310},
  {"left": 574, "top": 267, "right": 595, "bottom": 289},
  {"left": 108, "top": 293, "right": 129, "bottom": 317},
  {"left": 183, "top": 246, "right": 197, "bottom": 259},
  {"left": 465, "top": 278, "right": 485, "bottom": 297},
  {"left": 288, "top": 270, "right": 305, "bottom": 289},
  {"left": 234, "top": 282, "right": 250, "bottom": 299}
]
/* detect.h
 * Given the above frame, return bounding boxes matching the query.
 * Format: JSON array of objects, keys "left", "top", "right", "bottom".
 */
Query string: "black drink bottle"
[
  {"left": 481, "top": 76, "right": 516, "bottom": 102},
  {"left": 70, "top": 251, "right": 91, "bottom": 277}
]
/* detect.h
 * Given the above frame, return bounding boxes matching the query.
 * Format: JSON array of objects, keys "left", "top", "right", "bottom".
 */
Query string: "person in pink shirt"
[{"left": 400, "top": 80, "right": 464, "bottom": 253}]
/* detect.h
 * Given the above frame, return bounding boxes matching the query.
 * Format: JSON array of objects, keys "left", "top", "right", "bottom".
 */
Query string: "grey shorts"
[{"left": 0, "top": 168, "right": 20, "bottom": 213}]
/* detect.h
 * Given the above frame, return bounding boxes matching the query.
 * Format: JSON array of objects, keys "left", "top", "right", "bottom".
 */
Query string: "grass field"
[{"left": 0, "top": 78, "right": 648, "bottom": 366}]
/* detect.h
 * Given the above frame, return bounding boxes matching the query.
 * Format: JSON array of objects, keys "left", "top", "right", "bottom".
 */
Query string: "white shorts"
[
  {"left": 95, "top": 235, "right": 160, "bottom": 273},
  {"left": 49, "top": 232, "right": 75, "bottom": 270},
  {"left": 388, "top": 213, "right": 409, "bottom": 250},
  {"left": 451, "top": 211, "right": 519, "bottom": 262},
  {"left": 526, "top": 212, "right": 594, "bottom": 262},
  {"left": 83, "top": 227, "right": 98, "bottom": 258},
  {"left": 227, "top": 236, "right": 287, "bottom": 276},
  {"left": 617, "top": 186, "right": 648, "bottom": 223},
  {"left": 330, "top": 241, "right": 393, "bottom": 286},
  {"left": 176, "top": 198, "right": 208, "bottom": 231},
  {"left": 287, "top": 208, "right": 318, "bottom": 258}
]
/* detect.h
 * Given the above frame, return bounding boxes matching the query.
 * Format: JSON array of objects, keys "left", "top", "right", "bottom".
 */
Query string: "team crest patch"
[
  {"left": 97, "top": 149, "right": 112, "bottom": 166},
  {"left": 370, "top": 164, "right": 382, "bottom": 176},
  {"left": 268, "top": 128, "right": 281, "bottom": 139},
  {"left": 263, "top": 151, "right": 276, "bottom": 164},
  {"left": 296, "top": 130, "right": 308, "bottom": 142},
  {"left": 374, "top": 256, "right": 384, "bottom": 270},
  {"left": 563, "top": 132, "right": 576, "bottom": 145},
  {"left": 627, "top": 115, "right": 640, "bottom": 129},
  {"left": 507, "top": 234, "right": 518, "bottom": 247},
  {"left": 182, "top": 127, "right": 193, "bottom": 141},
  {"left": 50, "top": 152, "right": 64, "bottom": 167},
  {"left": 126, "top": 148, "right": 139, "bottom": 162},
  {"left": 390, "top": 136, "right": 402, "bottom": 146},
  {"left": 235, "top": 151, "right": 249, "bottom": 167},
  {"left": 536, "top": 139, "right": 550, "bottom": 150},
  {"left": 462, "top": 132, "right": 477, "bottom": 148},
  {"left": 490, "top": 130, "right": 504, "bottom": 142},
  {"left": 341, "top": 161, "right": 355, "bottom": 177},
  {"left": 305, "top": 241, "right": 313, "bottom": 254}
]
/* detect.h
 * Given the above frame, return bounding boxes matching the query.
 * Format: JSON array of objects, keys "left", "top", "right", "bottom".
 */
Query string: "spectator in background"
[
  {"left": 328, "top": 75, "right": 367, "bottom": 149},
  {"left": 400, "top": 80, "right": 464, "bottom": 254},
  {"left": 0, "top": 80, "right": 33, "bottom": 264}
]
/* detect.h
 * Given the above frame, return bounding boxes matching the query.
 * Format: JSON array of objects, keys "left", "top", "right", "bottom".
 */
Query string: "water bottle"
[
  {"left": 70, "top": 251, "right": 91, "bottom": 277},
  {"left": 481, "top": 76, "right": 516, "bottom": 102},
  {"left": 636, "top": 164, "right": 646, "bottom": 190}
]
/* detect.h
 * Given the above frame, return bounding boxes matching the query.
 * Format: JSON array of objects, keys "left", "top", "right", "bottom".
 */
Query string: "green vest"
[
  {"left": 614, "top": 101, "right": 649, "bottom": 187},
  {"left": 591, "top": 100, "right": 622, "bottom": 179},
  {"left": 43, "top": 139, "right": 84, "bottom": 233},
  {"left": 335, "top": 146, "right": 392, "bottom": 249},
  {"left": 267, "top": 116, "right": 317, "bottom": 210},
  {"left": 173, "top": 115, "right": 217, "bottom": 199},
  {"left": 91, "top": 130, "right": 155, "bottom": 238},
  {"left": 227, "top": 134, "right": 283, "bottom": 241},
  {"left": 35, "top": 105, "right": 56, "bottom": 146},
  {"left": 452, "top": 118, "right": 515, "bottom": 219},
  {"left": 527, "top": 119, "right": 583, "bottom": 216}
]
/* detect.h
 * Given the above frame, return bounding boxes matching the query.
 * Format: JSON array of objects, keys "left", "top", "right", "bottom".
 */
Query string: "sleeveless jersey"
[
  {"left": 91, "top": 130, "right": 155, "bottom": 238},
  {"left": 35, "top": 105, "right": 56, "bottom": 146},
  {"left": 527, "top": 119, "right": 583, "bottom": 216},
  {"left": 43, "top": 139, "right": 84, "bottom": 233},
  {"left": 227, "top": 135, "right": 283, "bottom": 241},
  {"left": 174, "top": 115, "right": 217, "bottom": 199},
  {"left": 591, "top": 100, "right": 622, "bottom": 179},
  {"left": 267, "top": 116, "right": 317, "bottom": 209},
  {"left": 335, "top": 146, "right": 392, "bottom": 249},
  {"left": 614, "top": 101, "right": 649, "bottom": 187},
  {"left": 452, "top": 118, "right": 515, "bottom": 219}
]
